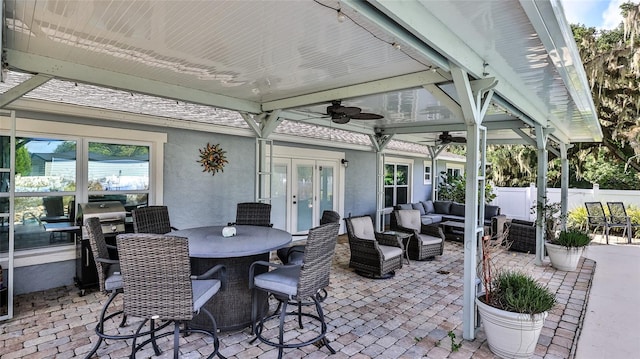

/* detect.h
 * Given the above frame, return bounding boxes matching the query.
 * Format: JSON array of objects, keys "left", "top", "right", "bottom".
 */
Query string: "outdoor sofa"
[{"left": 391, "top": 200, "right": 506, "bottom": 242}]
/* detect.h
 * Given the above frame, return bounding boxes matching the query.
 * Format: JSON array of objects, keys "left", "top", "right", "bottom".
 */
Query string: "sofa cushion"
[
  {"left": 397, "top": 203, "right": 413, "bottom": 210},
  {"left": 433, "top": 201, "right": 452, "bottom": 214},
  {"left": 412, "top": 203, "right": 426, "bottom": 215},
  {"left": 451, "top": 202, "right": 465, "bottom": 217},
  {"left": 484, "top": 205, "right": 500, "bottom": 219},
  {"left": 378, "top": 244, "right": 403, "bottom": 260},
  {"left": 421, "top": 200, "right": 435, "bottom": 214},
  {"left": 349, "top": 216, "right": 376, "bottom": 240},
  {"left": 422, "top": 214, "right": 442, "bottom": 224},
  {"left": 395, "top": 210, "right": 421, "bottom": 231}
]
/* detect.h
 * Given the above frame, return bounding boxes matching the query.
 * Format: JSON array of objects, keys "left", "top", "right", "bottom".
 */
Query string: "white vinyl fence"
[{"left": 492, "top": 184, "right": 640, "bottom": 221}]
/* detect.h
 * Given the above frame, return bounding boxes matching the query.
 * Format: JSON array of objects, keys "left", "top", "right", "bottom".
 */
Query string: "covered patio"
[
  {"left": 0, "top": 239, "right": 594, "bottom": 358},
  {"left": 0, "top": 0, "right": 602, "bottom": 345}
]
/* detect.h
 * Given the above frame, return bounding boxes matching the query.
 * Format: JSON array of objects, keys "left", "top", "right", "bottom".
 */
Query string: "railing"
[{"left": 492, "top": 184, "right": 640, "bottom": 221}]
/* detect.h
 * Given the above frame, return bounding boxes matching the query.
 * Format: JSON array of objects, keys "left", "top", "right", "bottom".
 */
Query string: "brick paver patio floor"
[{"left": 0, "top": 239, "right": 594, "bottom": 358}]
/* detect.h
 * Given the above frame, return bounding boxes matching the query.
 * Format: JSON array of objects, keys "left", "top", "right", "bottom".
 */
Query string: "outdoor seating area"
[
  {"left": 585, "top": 201, "right": 640, "bottom": 244},
  {"left": 0, "top": 239, "right": 594, "bottom": 359}
]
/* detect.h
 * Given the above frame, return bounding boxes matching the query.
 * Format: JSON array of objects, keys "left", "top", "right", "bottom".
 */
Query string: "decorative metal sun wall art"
[{"left": 197, "top": 142, "right": 228, "bottom": 175}]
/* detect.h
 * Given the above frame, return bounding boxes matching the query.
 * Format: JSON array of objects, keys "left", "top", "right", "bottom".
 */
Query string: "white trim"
[
  {"left": 423, "top": 161, "right": 432, "bottom": 185},
  {"left": 12, "top": 246, "right": 76, "bottom": 267}
]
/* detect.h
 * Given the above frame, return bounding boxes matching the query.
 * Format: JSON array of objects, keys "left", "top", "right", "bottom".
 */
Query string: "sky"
[{"left": 560, "top": 0, "right": 627, "bottom": 30}]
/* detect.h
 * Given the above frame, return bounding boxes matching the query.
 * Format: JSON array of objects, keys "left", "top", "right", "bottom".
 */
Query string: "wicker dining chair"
[
  {"left": 392, "top": 209, "right": 444, "bottom": 260},
  {"left": 249, "top": 222, "right": 340, "bottom": 359},
  {"left": 116, "top": 233, "right": 226, "bottom": 359},
  {"left": 229, "top": 202, "right": 273, "bottom": 227},
  {"left": 276, "top": 210, "right": 341, "bottom": 265},
  {"left": 131, "top": 205, "right": 177, "bottom": 234},
  {"left": 344, "top": 215, "right": 404, "bottom": 279},
  {"left": 84, "top": 217, "right": 170, "bottom": 358}
]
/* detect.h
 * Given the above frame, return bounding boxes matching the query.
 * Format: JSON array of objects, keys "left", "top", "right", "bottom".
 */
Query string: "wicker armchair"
[
  {"left": 131, "top": 205, "right": 177, "bottom": 234},
  {"left": 506, "top": 219, "right": 537, "bottom": 253},
  {"left": 249, "top": 222, "right": 340, "bottom": 359},
  {"left": 277, "top": 210, "right": 341, "bottom": 265},
  {"left": 229, "top": 202, "right": 273, "bottom": 227},
  {"left": 344, "top": 215, "right": 404, "bottom": 279},
  {"left": 116, "top": 233, "right": 226, "bottom": 359},
  {"left": 392, "top": 209, "right": 444, "bottom": 260}
]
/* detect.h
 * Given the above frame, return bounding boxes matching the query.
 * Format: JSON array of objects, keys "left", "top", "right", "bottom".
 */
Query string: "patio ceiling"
[{"left": 1, "top": 0, "right": 602, "bottom": 148}]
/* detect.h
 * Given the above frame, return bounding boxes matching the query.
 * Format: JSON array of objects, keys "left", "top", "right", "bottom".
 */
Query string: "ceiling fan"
[
  {"left": 325, "top": 100, "right": 383, "bottom": 124},
  {"left": 437, "top": 131, "right": 466, "bottom": 144}
]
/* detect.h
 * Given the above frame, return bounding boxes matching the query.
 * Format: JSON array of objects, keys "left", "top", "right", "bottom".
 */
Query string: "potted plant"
[
  {"left": 545, "top": 229, "right": 591, "bottom": 271},
  {"left": 477, "top": 236, "right": 556, "bottom": 359}
]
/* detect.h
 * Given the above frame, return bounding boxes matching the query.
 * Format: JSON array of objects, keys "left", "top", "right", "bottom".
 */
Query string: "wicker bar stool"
[
  {"left": 116, "top": 233, "right": 226, "bottom": 359},
  {"left": 249, "top": 222, "right": 340, "bottom": 359},
  {"left": 131, "top": 205, "right": 177, "bottom": 234},
  {"left": 84, "top": 217, "right": 169, "bottom": 359}
]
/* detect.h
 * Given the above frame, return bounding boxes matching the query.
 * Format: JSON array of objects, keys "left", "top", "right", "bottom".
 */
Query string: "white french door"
[{"left": 271, "top": 149, "right": 343, "bottom": 235}]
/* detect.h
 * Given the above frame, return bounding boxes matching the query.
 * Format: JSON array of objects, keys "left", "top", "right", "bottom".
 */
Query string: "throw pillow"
[
  {"left": 451, "top": 202, "right": 465, "bottom": 216},
  {"left": 484, "top": 205, "right": 500, "bottom": 219},
  {"left": 412, "top": 203, "right": 426, "bottom": 215},
  {"left": 421, "top": 200, "right": 435, "bottom": 214},
  {"left": 433, "top": 201, "right": 452, "bottom": 214},
  {"left": 397, "top": 203, "right": 413, "bottom": 210}
]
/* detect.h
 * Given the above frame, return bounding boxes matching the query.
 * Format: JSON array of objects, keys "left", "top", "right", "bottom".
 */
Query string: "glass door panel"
[
  {"left": 318, "top": 162, "right": 335, "bottom": 215},
  {"left": 293, "top": 160, "right": 314, "bottom": 233},
  {"left": 271, "top": 162, "right": 288, "bottom": 230}
]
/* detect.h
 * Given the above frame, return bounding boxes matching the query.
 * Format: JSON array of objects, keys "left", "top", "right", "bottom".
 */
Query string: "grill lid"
[{"left": 78, "top": 201, "right": 126, "bottom": 223}]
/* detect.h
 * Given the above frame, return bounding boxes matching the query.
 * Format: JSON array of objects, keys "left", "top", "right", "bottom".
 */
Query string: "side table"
[{"left": 383, "top": 231, "right": 413, "bottom": 265}]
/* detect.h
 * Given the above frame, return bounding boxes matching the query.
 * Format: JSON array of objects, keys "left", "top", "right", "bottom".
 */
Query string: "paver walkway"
[{"left": 0, "top": 239, "right": 594, "bottom": 358}]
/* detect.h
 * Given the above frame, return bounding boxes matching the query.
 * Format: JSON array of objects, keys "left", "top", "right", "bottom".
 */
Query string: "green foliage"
[
  {"left": 15, "top": 146, "right": 31, "bottom": 176},
  {"left": 567, "top": 207, "right": 588, "bottom": 231},
  {"left": 533, "top": 198, "right": 564, "bottom": 240},
  {"left": 447, "top": 331, "right": 462, "bottom": 352},
  {"left": 552, "top": 229, "right": 591, "bottom": 248},
  {"left": 437, "top": 172, "right": 496, "bottom": 204},
  {"left": 488, "top": 271, "right": 556, "bottom": 316}
]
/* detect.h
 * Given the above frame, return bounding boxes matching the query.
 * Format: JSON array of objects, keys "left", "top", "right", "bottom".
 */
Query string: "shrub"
[
  {"left": 567, "top": 207, "right": 588, "bottom": 231},
  {"left": 485, "top": 271, "right": 556, "bottom": 316},
  {"left": 551, "top": 229, "right": 591, "bottom": 248}
]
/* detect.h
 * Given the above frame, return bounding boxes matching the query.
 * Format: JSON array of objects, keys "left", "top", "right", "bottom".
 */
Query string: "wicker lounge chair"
[
  {"left": 344, "top": 215, "right": 404, "bottom": 278},
  {"left": 229, "top": 202, "right": 273, "bottom": 227},
  {"left": 131, "top": 205, "right": 177, "bottom": 234},
  {"left": 249, "top": 222, "right": 340, "bottom": 359},
  {"left": 392, "top": 209, "right": 444, "bottom": 260},
  {"left": 116, "top": 233, "right": 226, "bottom": 359}
]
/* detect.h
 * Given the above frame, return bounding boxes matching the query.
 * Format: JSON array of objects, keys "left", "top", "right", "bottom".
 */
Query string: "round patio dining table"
[{"left": 170, "top": 225, "right": 291, "bottom": 331}]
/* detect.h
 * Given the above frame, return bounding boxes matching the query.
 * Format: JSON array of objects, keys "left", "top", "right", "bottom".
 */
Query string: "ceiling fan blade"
[
  {"left": 329, "top": 106, "right": 361, "bottom": 116},
  {"left": 451, "top": 137, "right": 467, "bottom": 143},
  {"left": 350, "top": 112, "right": 383, "bottom": 120}
]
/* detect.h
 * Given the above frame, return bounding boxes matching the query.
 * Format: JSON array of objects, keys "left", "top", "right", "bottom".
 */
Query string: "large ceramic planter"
[
  {"left": 476, "top": 297, "right": 547, "bottom": 359},
  {"left": 545, "top": 242, "right": 584, "bottom": 271}
]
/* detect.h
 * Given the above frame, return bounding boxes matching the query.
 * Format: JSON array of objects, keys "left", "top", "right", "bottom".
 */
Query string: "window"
[
  {"left": 0, "top": 118, "right": 165, "bottom": 255},
  {"left": 424, "top": 162, "right": 432, "bottom": 184},
  {"left": 447, "top": 167, "right": 463, "bottom": 178},
  {"left": 384, "top": 163, "right": 410, "bottom": 207}
]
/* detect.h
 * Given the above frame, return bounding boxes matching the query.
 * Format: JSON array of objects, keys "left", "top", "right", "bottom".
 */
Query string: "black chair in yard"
[
  {"left": 277, "top": 210, "right": 341, "bottom": 265},
  {"left": 606, "top": 201, "right": 640, "bottom": 243},
  {"left": 585, "top": 201, "right": 628, "bottom": 244},
  {"left": 84, "top": 217, "right": 170, "bottom": 359},
  {"left": 229, "top": 202, "right": 272, "bottom": 227},
  {"left": 344, "top": 215, "right": 404, "bottom": 278},
  {"left": 116, "top": 233, "right": 226, "bottom": 359},
  {"left": 249, "top": 222, "right": 340, "bottom": 359},
  {"left": 131, "top": 205, "right": 177, "bottom": 234},
  {"left": 392, "top": 209, "right": 444, "bottom": 260}
]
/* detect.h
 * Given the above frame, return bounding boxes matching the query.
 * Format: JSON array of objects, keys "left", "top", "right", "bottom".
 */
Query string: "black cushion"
[
  {"left": 433, "top": 201, "right": 452, "bottom": 214},
  {"left": 451, "top": 202, "right": 465, "bottom": 217},
  {"left": 484, "top": 205, "right": 500, "bottom": 219},
  {"left": 422, "top": 200, "right": 435, "bottom": 214},
  {"left": 412, "top": 203, "right": 426, "bottom": 215}
]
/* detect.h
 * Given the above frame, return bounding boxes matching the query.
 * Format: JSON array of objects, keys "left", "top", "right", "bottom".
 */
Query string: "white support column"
[
  {"left": 451, "top": 63, "right": 497, "bottom": 340},
  {"left": 535, "top": 124, "right": 549, "bottom": 265},
  {"left": 428, "top": 145, "right": 447, "bottom": 200},
  {"left": 560, "top": 143, "right": 570, "bottom": 230},
  {"left": 370, "top": 133, "right": 393, "bottom": 232}
]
